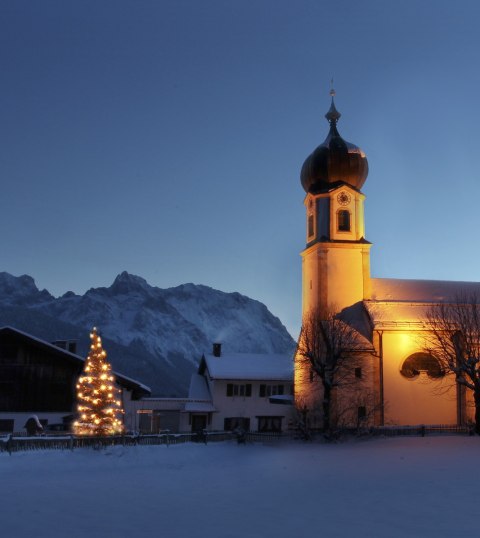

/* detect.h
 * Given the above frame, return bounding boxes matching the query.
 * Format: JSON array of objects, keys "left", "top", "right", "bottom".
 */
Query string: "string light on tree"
[{"left": 73, "top": 327, "right": 124, "bottom": 436}]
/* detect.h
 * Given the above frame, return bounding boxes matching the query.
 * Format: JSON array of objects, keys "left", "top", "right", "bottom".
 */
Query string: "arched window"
[
  {"left": 400, "top": 353, "right": 444, "bottom": 379},
  {"left": 337, "top": 210, "right": 351, "bottom": 232}
]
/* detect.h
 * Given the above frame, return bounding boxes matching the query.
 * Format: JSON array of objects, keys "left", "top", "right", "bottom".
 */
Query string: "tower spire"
[{"left": 325, "top": 80, "right": 341, "bottom": 124}]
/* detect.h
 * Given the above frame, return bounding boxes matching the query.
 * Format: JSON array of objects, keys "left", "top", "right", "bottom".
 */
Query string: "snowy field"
[{"left": 1, "top": 436, "right": 479, "bottom": 538}]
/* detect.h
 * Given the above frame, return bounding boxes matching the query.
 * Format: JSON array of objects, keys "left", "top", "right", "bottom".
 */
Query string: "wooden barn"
[{"left": 0, "top": 326, "right": 150, "bottom": 433}]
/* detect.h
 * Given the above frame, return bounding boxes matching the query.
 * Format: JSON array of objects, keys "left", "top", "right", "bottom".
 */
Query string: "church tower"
[{"left": 300, "top": 91, "right": 371, "bottom": 317}]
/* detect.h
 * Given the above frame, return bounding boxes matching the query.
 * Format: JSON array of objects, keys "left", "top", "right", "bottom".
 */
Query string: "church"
[{"left": 294, "top": 91, "right": 478, "bottom": 428}]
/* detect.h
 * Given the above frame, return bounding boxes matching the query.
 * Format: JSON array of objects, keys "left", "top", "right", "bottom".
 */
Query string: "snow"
[
  {"left": 0, "top": 271, "right": 295, "bottom": 395},
  {"left": 371, "top": 277, "right": 480, "bottom": 302},
  {"left": 188, "top": 373, "right": 212, "bottom": 400},
  {"left": 364, "top": 301, "right": 431, "bottom": 327},
  {"left": 1, "top": 436, "right": 479, "bottom": 537},
  {"left": 203, "top": 352, "right": 293, "bottom": 380},
  {"left": 364, "top": 277, "right": 480, "bottom": 328}
]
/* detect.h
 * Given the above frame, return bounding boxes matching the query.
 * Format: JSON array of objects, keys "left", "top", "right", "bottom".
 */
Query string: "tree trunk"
[
  {"left": 322, "top": 383, "right": 332, "bottom": 436},
  {"left": 474, "top": 391, "right": 480, "bottom": 435}
]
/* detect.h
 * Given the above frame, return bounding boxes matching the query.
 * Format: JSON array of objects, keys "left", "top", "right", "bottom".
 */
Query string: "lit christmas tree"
[{"left": 73, "top": 327, "right": 124, "bottom": 436}]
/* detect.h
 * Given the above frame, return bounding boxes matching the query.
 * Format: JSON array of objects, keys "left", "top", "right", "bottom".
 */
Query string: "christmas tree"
[{"left": 73, "top": 328, "right": 124, "bottom": 436}]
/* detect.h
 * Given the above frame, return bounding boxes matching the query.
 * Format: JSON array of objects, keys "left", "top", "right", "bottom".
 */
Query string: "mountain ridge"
[{"left": 0, "top": 271, "right": 296, "bottom": 395}]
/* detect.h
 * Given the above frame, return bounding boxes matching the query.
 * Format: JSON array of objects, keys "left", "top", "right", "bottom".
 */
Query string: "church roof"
[
  {"left": 364, "top": 278, "right": 480, "bottom": 329},
  {"left": 300, "top": 91, "right": 368, "bottom": 194},
  {"left": 370, "top": 277, "right": 480, "bottom": 302},
  {"left": 364, "top": 301, "right": 431, "bottom": 328}
]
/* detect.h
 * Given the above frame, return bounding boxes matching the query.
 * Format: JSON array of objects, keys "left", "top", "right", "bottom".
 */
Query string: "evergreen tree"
[{"left": 73, "top": 328, "right": 124, "bottom": 435}]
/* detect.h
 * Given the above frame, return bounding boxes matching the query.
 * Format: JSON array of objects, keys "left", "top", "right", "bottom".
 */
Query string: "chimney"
[{"left": 213, "top": 343, "right": 222, "bottom": 357}]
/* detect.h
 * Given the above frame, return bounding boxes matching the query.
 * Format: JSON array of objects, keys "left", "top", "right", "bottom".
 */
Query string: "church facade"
[{"left": 294, "top": 92, "right": 476, "bottom": 428}]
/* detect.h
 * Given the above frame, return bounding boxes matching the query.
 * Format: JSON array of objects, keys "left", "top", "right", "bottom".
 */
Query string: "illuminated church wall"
[
  {"left": 381, "top": 331, "right": 457, "bottom": 425},
  {"left": 294, "top": 351, "right": 376, "bottom": 429}
]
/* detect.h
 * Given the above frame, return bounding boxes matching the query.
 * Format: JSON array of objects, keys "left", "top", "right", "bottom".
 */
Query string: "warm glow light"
[{"left": 73, "top": 327, "right": 125, "bottom": 436}]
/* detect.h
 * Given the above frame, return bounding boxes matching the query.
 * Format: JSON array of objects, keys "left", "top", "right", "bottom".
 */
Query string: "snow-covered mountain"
[{"left": 0, "top": 271, "right": 296, "bottom": 396}]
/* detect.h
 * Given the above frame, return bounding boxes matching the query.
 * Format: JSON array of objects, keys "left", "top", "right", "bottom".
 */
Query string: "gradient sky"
[{"left": 1, "top": 0, "right": 480, "bottom": 338}]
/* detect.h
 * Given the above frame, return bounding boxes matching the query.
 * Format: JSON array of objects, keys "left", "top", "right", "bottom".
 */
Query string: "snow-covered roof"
[
  {"left": 183, "top": 374, "right": 216, "bottom": 412},
  {"left": 365, "top": 278, "right": 480, "bottom": 329},
  {"left": 364, "top": 301, "right": 431, "bottom": 329},
  {"left": 188, "top": 374, "right": 212, "bottom": 400},
  {"left": 184, "top": 402, "right": 217, "bottom": 413},
  {"left": 269, "top": 394, "right": 294, "bottom": 405},
  {"left": 371, "top": 278, "right": 480, "bottom": 303},
  {"left": 201, "top": 352, "right": 293, "bottom": 381}
]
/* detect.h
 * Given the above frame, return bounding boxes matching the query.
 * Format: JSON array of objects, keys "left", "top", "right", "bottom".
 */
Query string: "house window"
[
  {"left": 224, "top": 417, "right": 250, "bottom": 431},
  {"left": 358, "top": 406, "right": 366, "bottom": 420},
  {"left": 226, "top": 384, "right": 252, "bottom": 397},
  {"left": 257, "top": 416, "right": 283, "bottom": 432},
  {"left": 259, "top": 384, "right": 285, "bottom": 397},
  {"left": 337, "top": 210, "right": 351, "bottom": 232},
  {"left": 355, "top": 367, "right": 362, "bottom": 379}
]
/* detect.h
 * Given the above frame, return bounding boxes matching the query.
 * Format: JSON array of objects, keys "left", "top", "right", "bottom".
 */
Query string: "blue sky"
[{"left": 1, "top": 0, "right": 480, "bottom": 338}]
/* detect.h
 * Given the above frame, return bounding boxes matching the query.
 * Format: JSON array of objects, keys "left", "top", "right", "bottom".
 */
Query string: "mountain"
[{"left": 0, "top": 271, "right": 296, "bottom": 396}]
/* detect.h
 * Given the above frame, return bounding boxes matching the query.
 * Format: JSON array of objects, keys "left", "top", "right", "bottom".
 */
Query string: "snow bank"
[{"left": 1, "top": 437, "right": 478, "bottom": 537}]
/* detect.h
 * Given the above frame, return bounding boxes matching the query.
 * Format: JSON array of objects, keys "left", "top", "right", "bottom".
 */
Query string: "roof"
[
  {"left": 269, "top": 394, "right": 294, "bottom": 405},
  {"left": 188, "top": 374, "right": 212, "bottom": 400},
  {"left": 201, "top": 352, "right": 293, "bottom": 381},
  {"left": 365, "top": 278, "right": 480, "bottom": 330},
  {"left": 184, "top": 374, "right": 215, "bottom": 412},
  {"left": 0, "top": 326, "right": 151, "bottom": 396},
  {"left": 184, "top": 402, "right": 217, "bottom": 413},
  {"left": 371, "top": 278, "right": 480, "bottom": 303},
  {"left": 364, "top": 301, "right": 432, "bottom": 329}
]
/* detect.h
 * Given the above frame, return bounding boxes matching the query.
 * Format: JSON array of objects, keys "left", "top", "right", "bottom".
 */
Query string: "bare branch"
[{"left": 423, "top": 292, "right": 480, "bottom": 433}]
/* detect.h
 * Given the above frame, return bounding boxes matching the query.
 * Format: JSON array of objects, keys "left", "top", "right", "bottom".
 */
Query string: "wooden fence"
[{"left": 0, "top": 425, "right": 474, "bottom": 454}]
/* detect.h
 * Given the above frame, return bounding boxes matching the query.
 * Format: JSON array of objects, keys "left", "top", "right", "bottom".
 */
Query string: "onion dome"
[{"left": 301, "top": 90, "right": 368, "bottom": 193}]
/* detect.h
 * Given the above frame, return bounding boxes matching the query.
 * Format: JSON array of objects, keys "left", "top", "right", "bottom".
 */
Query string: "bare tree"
[
  {"left": 424, "top": 293, "right": 480, "bottom": 434},
  {"left": 296, "top": 306, "right": 373, "bottom": 436}
]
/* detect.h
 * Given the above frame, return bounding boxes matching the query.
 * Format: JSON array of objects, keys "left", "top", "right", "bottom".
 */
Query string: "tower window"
[
  {"left": 337, "top": 210, "right": 351, "bottom": 232},
  {"left": 308, "top": 215, "right": 314, "bottom": 238}
]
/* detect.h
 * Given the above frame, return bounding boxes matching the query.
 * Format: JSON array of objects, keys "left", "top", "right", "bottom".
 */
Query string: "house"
[
  {"left": 295, "top": 91, "right": 478, "bottom": 428},
  {"left": 192, "top": 343, "right": 294, "bottom": 432},
  {"left": 129, "top": 343, "right": 294, "bottom": 433},
  {"left": 0, "top": 326, "right": 150, "bottom": 433}
]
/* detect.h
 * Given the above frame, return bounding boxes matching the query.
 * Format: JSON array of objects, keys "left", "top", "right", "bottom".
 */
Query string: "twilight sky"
[{"left": 1, "top": 0, "right": 480, "bottom": 338}]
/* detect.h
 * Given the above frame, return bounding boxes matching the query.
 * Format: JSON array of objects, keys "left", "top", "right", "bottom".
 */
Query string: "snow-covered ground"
[{"left": 1, "top": 436, "right": 478, "bottom": 538}]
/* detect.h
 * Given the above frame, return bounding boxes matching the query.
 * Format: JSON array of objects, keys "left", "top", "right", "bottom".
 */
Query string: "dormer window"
[{"left": 337, "top": 210, "right": 351, "bottom": 232}]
